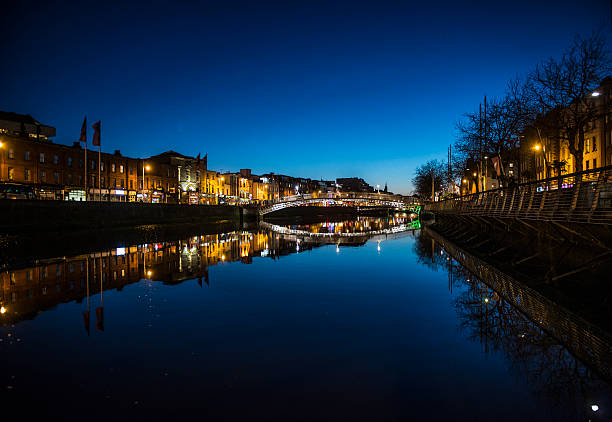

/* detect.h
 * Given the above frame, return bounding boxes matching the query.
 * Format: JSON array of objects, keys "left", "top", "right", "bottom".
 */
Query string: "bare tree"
[
  {"left": 528, "top": 31, "right": 611, "bottom": 172},
  {"left": 412, "top": 159, "right": 446, "bottom": 199}
]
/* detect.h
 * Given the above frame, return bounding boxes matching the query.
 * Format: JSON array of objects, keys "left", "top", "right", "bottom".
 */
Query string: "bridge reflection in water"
[
  {"left": 419, "top": 228, "right": 612, "bottom": 419},
  {"left": 1, "top": 219, "right": 611, "bottom": 419},
  {"left": 0, "top": 216, "right": 421, "bottom": 327}
]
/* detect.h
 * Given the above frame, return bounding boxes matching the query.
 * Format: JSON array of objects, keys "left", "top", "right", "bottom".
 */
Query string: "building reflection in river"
[
  {"left": 413, "top": 231, "right": 612, "bottom": 421},
  {"left": 0, "top": 230, "right": 323, "bottom": 326},
  {"left": 0, "top": 216, "right": 422, "bottom": 327}
]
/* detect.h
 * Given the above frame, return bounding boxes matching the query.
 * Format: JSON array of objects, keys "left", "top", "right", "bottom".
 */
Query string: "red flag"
[
  {"left": 95, "top": 307, "right": 104, "bottom": 331},
  {"left": 491, "top": 157, "right": 501, "bottom": 177},
  {"left": 79, "top": 116, "right": 87, "bottom": 143},
  {"left": 82, "top": 310, "right": 90, "bottom": 336},
  {"left": 92, "top": 121, "right": 101, "bottom": 147}
]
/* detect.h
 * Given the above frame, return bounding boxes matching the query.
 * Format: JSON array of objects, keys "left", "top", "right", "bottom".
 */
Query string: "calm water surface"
[{"left": 1, "top": 218, "right": 610, "bottom": 420}]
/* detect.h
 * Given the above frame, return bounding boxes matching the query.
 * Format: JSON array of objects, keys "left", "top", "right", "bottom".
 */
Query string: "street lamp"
[
  {"left": 142, "top": 163, "right": 151, "bottom": 203},
  {"left": 0, "top": 141, "right": 4, "bottom": 182}
]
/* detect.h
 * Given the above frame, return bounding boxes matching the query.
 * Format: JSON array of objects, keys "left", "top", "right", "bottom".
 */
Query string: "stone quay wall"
[{"left": 0, "top": 200, "right": 247, "bottom": 233}]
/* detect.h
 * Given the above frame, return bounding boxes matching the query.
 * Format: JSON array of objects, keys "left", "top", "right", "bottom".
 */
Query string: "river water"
[{"left": 0, "top": 216, "right": 610, "bottom": 420}]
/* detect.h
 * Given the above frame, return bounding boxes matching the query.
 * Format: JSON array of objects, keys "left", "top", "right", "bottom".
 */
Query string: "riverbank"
[{"left": 0, "top": 200, "right": 250, "bottom": 233}]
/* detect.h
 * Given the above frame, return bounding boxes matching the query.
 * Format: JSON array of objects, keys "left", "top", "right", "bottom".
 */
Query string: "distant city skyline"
[{"left": 2, "top": 0, "right": 610, "bottom": 194}]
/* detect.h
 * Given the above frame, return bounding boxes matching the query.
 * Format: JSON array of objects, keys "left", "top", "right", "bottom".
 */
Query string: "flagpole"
[
  {"left": 85, "top": 145, "right": 88, "bottom": 201},
  {"left": 98, "top": 145, "right": 101, "bottom": 202}
]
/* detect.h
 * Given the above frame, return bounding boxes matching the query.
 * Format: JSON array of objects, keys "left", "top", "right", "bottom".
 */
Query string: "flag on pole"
[
  {"left": 95, "top": 307, "right": 104, "bottom": 331},
  {"left": 79, "top": 116, "right": 87, "bottom": 143},
  {"left": 196, "top": 153, "right": 201, "bottom": 164},
  {"left": 92, "top": 121, "right": 101, "bottom": 146},
  {"left": 491, "top": 157, "right": 501, "bottom": 176},
  {"left": 82, "top": 310, "right": 90, "bottom": 336}
]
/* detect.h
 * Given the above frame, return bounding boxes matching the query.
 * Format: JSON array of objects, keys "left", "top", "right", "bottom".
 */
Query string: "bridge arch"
[{"left": 258, "top": 192, "right": 421, "bottom": 216}]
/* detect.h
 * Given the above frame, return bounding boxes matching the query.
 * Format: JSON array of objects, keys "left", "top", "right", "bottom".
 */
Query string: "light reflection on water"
[{"left": 0, "top": 219, "right": 610, "bottom": 420}]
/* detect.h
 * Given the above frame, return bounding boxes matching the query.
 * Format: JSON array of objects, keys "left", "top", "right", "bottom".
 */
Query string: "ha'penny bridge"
[{"left": 258, "top": 192, "right": 421, "bottom": 216}]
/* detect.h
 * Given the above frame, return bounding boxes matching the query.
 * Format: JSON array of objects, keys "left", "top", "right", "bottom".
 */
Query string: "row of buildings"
[
  {"left": 459, "top": 78, "right": 612, "bottom": 196},
  {"left": 0, "top": 111, "right": 377, "bottom": 204}
]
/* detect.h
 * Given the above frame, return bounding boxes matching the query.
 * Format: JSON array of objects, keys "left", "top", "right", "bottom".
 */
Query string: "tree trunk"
[{"left": 567, "top": 127, "right": 584, "bottom": 173}]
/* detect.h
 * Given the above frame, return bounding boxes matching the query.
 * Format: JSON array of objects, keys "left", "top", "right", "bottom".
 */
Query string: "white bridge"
[{"left": 258, "top": 192, "right": 421, "bottom": 216}]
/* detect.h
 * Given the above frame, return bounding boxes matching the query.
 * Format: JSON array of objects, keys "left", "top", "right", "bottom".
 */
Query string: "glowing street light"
[
  {"left": 142, "top": 163, "right": 151, "bottom": 203},
  {"left": 592, "top": 91, "right": 600, "bottom": 97},
  {"left": 533, "top": 144, "right": 541, "bottom": 151},
  {"left": 591, "top": 404, "right": 599, "bottom": 412}
]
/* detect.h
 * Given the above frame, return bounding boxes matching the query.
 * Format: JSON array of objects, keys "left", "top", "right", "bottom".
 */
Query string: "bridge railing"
[
  {"left": 426, "top": 165, "right": 612, "bottom": 224},
  {"left": 268, "top": 192, "right": 419, "bottom": 206}
]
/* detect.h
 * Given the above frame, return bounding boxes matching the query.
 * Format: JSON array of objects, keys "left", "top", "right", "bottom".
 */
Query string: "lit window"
[
  {"left": 8, "top": 167, "right": 14, "bottom": 181},
  {"left": 586, "top": 138, "right": 591, "bottom": 153},
  {"left": 111, "top": 163, "right": 116, "bottom": 172},
  {"left": 8, "top": 149, "right": 14, "bottom": 159},
  {"left": 120, "top": 165, "right": 124, "bottom": 173},
  {"left": 25, "top": 151, "right": 30, "bottom": 160},
  {"left": 593, "top": 136, "right": 597, "bottom": 152},
  {"left": 24, "top": 168, "right": 30, "bottom": 181},
  {"left": 40, "top": 152, "right": 45, "bottom": 163}
]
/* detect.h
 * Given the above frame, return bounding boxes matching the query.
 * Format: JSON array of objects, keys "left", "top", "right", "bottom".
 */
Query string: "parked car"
[{"left": 0, "top": 183, "right": 37, "bottom": 200}]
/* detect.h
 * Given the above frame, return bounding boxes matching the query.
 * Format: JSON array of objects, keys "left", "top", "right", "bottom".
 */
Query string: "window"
[
  {"left": 67, "top": 173, "right": 72, "bottom": 184},
  {"left": 585, "top": 138, "right": 591, "bottom": 153},
  {"left": 10, "top": 273, "right": 15, "bottom": 285},
  {"left": 68, "top": 156, "right": 73, "bottom": 166},
  {"left": 42, "top": 268, "right": 47, "bottom": 279},
  {"left": 91, "top": 160, "right": 95, "bottom": 170},
  {"left": 8, "top": 167, "right": 14, "bottom": 181},
  {"left": 53, "top": 155, "right": 59, "bottom": 165},
  {"left": 79, "top": 159, "right": 83, "bottom": 168},
  {"left": 26, "top": 270, "right": 31, "bottom": 281},
  {"left": 25, "top": 150, "right": 30, "bottom": 160},
  {"left": 113, "top": 178, "right": 117, "bottom": 187},
  {"left": 54, "top": 172, "right": 59, "bottom": 184},
  {"left": 101, "top": 176, "right": 105, "bottom": 187},
  {"left": 101, "top": 161, "right": 105, "bottom": 171},
  {"left": 593, "top": 158, "right": 597, "bottom": 168},
  {"left": 40, "top": 152, "right": 45, "bottom": 163},
  {"left": 111, "top": 163, "right": 116, "bottom": 172},
  {"left": 40, "top": 170, "right": 46, "bottom": 182},
  {"left": 120, "top": 164, "right": 124, "bottom": 173},
  {"left": 586, "top": 160, "right": 590, "bottom": 170},
  {"left": 24, "top": 168, "right": 30, "bottom": 181},
  {"left": 121, "top": 179, "right": 125, "bottom": 188},
  {"left": 8, "top": 149, "right": 14, "bottom": 159},
  {"left": 78, "top": 175, "right": 82, "bottom": 185},
  {"left": 130, "top": 180, "right": 133, "bottom": 189},
  {"left": 593, "top": 136, "right": 597, "bottom": 152},
  {"left": 56, "top": 265, "right": 61, "bottom": 276}
]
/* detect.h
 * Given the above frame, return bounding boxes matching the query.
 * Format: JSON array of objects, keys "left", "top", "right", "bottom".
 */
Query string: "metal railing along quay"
[{"left": 427, "top": 166, "right": 612, "bottom": 224}]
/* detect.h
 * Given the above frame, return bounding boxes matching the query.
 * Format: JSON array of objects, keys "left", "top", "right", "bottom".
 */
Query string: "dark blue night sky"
[{"left": 2, "top": 0, "right": 609, "bottom": 194}]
